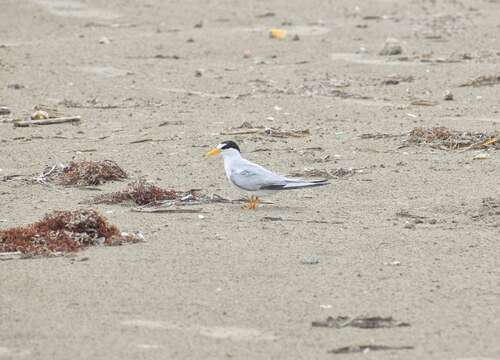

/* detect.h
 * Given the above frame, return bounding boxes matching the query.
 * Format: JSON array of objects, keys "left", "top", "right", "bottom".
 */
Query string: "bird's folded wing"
[{"left": 230, "top": 165, "right": 285, "bottom": 191}]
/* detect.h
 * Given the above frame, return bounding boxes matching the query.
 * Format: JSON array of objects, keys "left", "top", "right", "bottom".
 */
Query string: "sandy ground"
[{"left": 1, "top": 0, "right": 500, "bottom": 359}]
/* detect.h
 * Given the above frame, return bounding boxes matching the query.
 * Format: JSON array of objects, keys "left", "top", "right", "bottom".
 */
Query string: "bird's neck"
[{"left": 221, "top": 150, "right": 242, "bottom": 177}]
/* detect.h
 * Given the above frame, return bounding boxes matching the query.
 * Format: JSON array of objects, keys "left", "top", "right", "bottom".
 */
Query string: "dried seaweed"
[
  {"left": 90, "top": 180, "right": 177, "bottom": 205},
  {"left": 312, "top": 316, "right": 410, "bottom": 329},
  {"left": 89, "top": 180, "right": 231, "bottom": 209},
  {"left": 329, "top": 344, "right": 414, "bottom": 354},
  {"left": 36, "top": 160, "right": 127, "bottom": 186},
  {"left": 132, "top": 192, "right": 231, "bottom": 212},
  {"left": 0, "top": 209, "right": 143, "bottom": 257},
  {"left": 405, "top": 127, "right": 498, "bottom": 150}
]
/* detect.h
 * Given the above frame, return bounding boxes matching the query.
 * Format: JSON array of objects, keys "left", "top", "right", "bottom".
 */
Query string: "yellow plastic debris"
[{"left": 269, "top": 28, "right": 286, "bottom": 40}]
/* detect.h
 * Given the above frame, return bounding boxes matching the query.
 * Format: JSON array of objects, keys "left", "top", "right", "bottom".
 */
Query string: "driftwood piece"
[{"left": 13, "top": 116, "right": 81, "bottom": 127}]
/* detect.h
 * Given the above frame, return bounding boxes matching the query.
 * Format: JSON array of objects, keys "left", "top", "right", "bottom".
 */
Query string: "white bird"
[{"left": 205, "top": 140, "right": 329, "bottom": 209}]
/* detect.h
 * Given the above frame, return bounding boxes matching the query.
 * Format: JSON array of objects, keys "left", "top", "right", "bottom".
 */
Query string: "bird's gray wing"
[{"left": 229, "top": 161, "right": 286, "bottom": 191}]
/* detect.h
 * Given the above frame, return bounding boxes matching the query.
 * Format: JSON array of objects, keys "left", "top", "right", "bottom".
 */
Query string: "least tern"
[{"left": 205, "top": 140, "right": 329, "bottom": 209}]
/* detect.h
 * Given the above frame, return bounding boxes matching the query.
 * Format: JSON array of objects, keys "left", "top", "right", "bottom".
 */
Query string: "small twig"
[
  {"left": 220, "top": 129, "right": 262, "bottom": 135},
  {"left": 131, "top": 207, "right": 204, "bottom": 213},
  {"left": 13, "top": 116, "right": 81, "bottom": 127},
  {"left": 34, "top": 165, "right": 58, "bottom": 184},
  {"left": 129, "top": 138, "right": 154, "bottom": 144}
]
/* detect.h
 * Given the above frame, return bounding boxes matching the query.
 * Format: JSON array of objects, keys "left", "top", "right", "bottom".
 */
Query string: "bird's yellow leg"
[
  {"left": 243, "top": 195, "right": 253, "bottom": 209},
  {"left": 244, "top": 195, "right": 259, "bottom": 210},
  {"left": 253, "top": 196, "right": 260, "bottom": 209}
]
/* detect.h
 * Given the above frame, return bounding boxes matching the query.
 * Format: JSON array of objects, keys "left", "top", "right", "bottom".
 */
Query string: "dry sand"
[{"left": 1, "top": 0, "right": 500, "bottom": 359}]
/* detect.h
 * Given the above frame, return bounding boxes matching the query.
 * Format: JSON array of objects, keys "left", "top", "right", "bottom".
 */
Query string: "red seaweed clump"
[
  {"left": 59, "top": 160, "right": 127, "bottom": 185},
  {"left": 0, "top": 209, "right": 141, "bottom": 256},
  {"left": 91, "top": 180, "right": 178, "bottom": 205}
]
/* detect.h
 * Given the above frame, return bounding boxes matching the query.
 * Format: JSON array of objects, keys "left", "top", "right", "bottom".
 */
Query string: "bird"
[{"left": 205, "top": 140, "right": 329, "bottom": 209}]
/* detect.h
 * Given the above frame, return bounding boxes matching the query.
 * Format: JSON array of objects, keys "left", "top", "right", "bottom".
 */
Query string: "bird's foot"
[{"left": 243, "top": 195, "right": 260, "bottom": 210}]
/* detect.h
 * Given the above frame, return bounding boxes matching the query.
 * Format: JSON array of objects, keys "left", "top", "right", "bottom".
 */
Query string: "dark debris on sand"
[
  {"left": 312, "top": 316, "right": 410, "bottom": 329},
  {"left": 90, "top": 179, "right": 178, "bottom": 205},
  {"left": 329, "top": 344, "right": 414, "bottom": 355},
  {"left": 89, "top": 179, "right": 229, "bottom": 209},
  {"left": 0, "top": 209, "right": 142, "bottom": 257}
]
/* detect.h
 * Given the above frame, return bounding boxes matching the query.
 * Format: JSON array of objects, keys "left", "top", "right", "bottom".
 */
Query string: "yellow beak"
[{"left": 205, "top": 148, "right": 221, "bottom": 158}]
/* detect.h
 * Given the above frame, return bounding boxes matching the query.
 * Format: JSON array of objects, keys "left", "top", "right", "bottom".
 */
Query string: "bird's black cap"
[{"left": 220, "top": 140, "right": 240, "bottom": 152}]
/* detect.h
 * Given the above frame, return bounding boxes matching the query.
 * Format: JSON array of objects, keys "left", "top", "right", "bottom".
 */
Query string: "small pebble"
[
  {"left": 404, "top": 221, "right": 415, "bottom": 229},
  {"left": 379, "top": 38, "right": 402, "bottom": 56},
  {"left": 301, "top": 256, "right": 320, "bottom": 265},
  {"left": 0, "top": 106, "right": 11, "bottom": 115},
  {"left": 7, "top": 83, "right": 24, "bottom": 90},
  {"left": 443, "top": 90, "right": 454, "bottom": 101},
  {"left": 195, "top": 69, "right": 204, "bottom": 77},
  {"left": 270, "top": 28, "right": 287, "bottom": 40},
  {"left": 98, "top": 36, "right": 110, "bottom": 44}
]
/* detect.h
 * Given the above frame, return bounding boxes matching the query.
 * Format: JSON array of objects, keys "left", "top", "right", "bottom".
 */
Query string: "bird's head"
[{"left": 205, "top": 140, "right": 241, "bottom": 158}]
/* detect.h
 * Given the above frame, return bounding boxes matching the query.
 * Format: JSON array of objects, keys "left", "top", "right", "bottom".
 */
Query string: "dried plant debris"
[
  {"left": 381, "top": 75, "right": 414, "bottom": 85},
  {"left": 36, "top": 160, "right": 127, "bottom": 186},
  {"left": 329, "top": 344, "right": 414, "bottom": 355},
  {"left": 360, "top": 132, "right": 403, "bottom": 140},
  {"left": 89, "top": 180, "right": 230, "bottom": 209},
  {"left": 459, "top": 74, "right": 500, "bottom": 87},
  {"left": 410, "top": 99, "right": 438, "bottom": 106},
  {"left": 405, "top": 127, "right": 498, "bottom": 150},
  {"left": 312, "top": 316, "right": 410, "bottom": 329},
  {"left": 289, "top": 168, "right": 360, "bottom": 179},
  {"left": 0, "top": 209, "right": 143, "bottom": 257},
  {"left": 221, "top": 123, "right": 310, "bottom": 138},
  {"left": 90, "top": 180, "right": 177, "bottom": 205}
]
